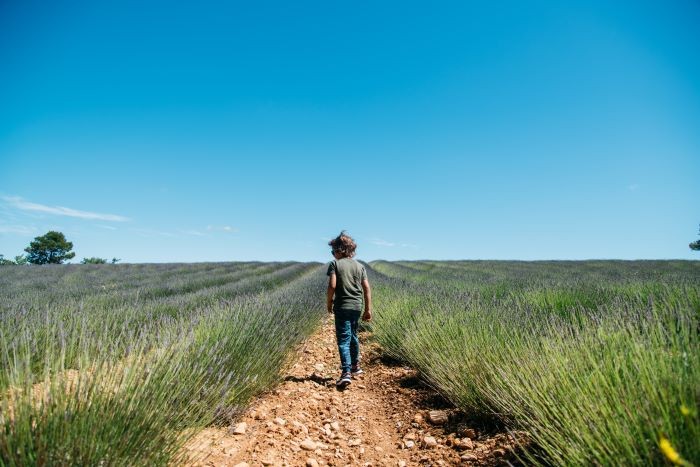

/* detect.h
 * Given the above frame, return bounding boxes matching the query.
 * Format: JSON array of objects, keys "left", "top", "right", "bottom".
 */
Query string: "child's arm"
[
  {"left": 327, "top": 273, "right": 336, "bottom": 313},
  {"left": 361, "top": 278, "right": 372, "bottom": 321}
]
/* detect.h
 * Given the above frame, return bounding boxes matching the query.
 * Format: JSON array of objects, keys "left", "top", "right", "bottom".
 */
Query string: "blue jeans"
[{"left": 334, "top": 309, "right": 361, "bottom": 373}]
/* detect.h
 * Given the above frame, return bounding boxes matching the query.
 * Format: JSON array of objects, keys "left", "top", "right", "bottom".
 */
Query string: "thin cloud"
[
  {"left": 95, "top": 224, "right": 118, "bottom": 230},
  {"left": 3, "top": 196, "right": 130, "bottom": 222},
  {"left": 371, "top": 239, "right": 396, "bottom": 247},
  {"left": 206, "top": 225, "right": 238, "bottom": 233},
  {"left": 180, "top": 229, "right": 207, "bottom": 237},
  {"left": 371, "top": 238, "right": 418, "bottom": 248},
  {"left": 0, "top": 224, "right": 36, "bottom": 235},
  {"left": 131, "top": 228, "right": 176, "bottom": 238}
]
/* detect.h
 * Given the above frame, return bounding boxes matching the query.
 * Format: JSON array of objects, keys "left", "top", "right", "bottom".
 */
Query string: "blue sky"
[{"left": 1, "top": 0, "right": 699, "bottom": 262}]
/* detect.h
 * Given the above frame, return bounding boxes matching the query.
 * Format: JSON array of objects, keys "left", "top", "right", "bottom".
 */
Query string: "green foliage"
[
  {"left": 0, "top": 254, "right": 29, "bottom": 265},
  {"left": 0, "top": 262, "right": 326, "bottom": 465},
  {"left": 691, "top": 225, "right": 700, "bottom": 251},
  {"left": 368, "top": 260, "right": 700, "bottom": 466},
  {"left": 81, "top": 257, "right": 108, "bottom": 264},
  {"left": 13, "top": 254, "right": 28, "bottom": 265},
  {"left": 24, "top": 230, "right": 76, "bottom": 264},
  {"left": 111, "top": 257, "right": 121, "bottom": 264}
]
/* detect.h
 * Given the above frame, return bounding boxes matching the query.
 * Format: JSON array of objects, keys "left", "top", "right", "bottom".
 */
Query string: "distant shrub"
[{"left": 81, "top": 257, "right": 108, "bottom": 264}]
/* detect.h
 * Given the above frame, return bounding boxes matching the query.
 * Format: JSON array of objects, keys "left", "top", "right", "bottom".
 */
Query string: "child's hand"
[
  {"left": 362, "top": 310, "right": 372, "bottom": 322},
  {"left": 327, "top": 306, "right": 334, "bottom": 314}
]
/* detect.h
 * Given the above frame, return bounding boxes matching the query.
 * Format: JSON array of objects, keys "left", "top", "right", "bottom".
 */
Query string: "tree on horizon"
[
  {"left": 691, "top": 225, "right": 700, "bottom": 251},
  {"left": 25, "top": 231, "right": 76, "bottom": 264}
]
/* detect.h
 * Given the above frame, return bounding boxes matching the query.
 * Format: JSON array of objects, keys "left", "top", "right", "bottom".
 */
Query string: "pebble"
[
  {"left": 233, "top": 463, "right": 249, "bottom": 467},
  {"left": 428, "top": 410, "right": 448, "bottom": 425},
  {"left": 232, "top": 422, "right": 247, "bottom": 435},
  {"left": 274, "top": 417, "right": 287, "bottom": 426},
  {"left": 403, "top": 440, "right": 415, "bottom": 449},
  {"left": 306, "top": 459, "right": 319, "bottom": 467},
  {"left": 292, "top": 420, "right": 309, "bottom": 434},
  {"left": 301, "top": 438, "right": 317, "bottom": 451},
  {"left": 460, "top": 438, "right": 474, "bottom": 450},
  {"left": 461, "top": 453, "right": 478, "bottom": 462},
  {"left": 423, "top": 436, "right": 438, "bottom": 448}
]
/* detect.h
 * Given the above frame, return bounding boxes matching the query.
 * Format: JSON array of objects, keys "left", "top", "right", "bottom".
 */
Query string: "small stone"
[
  {"left": 233, "top": 463, "right": 250, "bottom": 467},
  {"left": 232, "top": 422, "right": 247, "bottom": 435},
  {"left": 460, "top": 438, "right": 474, "bottom": 450},
  {"left": 375, "top": 446, "right": 383, "bottom": 452},
  {"left": 398, "top": 461, "right": 407, "bottom": 467},
  {"left": 255, "top": 410, "right": 267, "bottom": 420},
  {"left": 404, "top": 440, "right": 415, "bottom": 449},
  {"left": 404, "top": 432, "right": 416, "bottom": 441},
  {"left": 348, "top": 438, "right": 362, "bottom": 446},
  {"left": 261, "top": 460, "right": 274, "bottom": 466},
  {"left": 428, "top": 410, "right": 448, "bottom": 425},
  {"left": 314, "top": 363, "right": 325, "bottom": 372},
  {"left": 414, "top": 413, "right": 424, "bottom": 423},
  {"left": 330, "top": 421, "right": 340, "bottom": 431},
  {"left": 493, "top": 448, "right": 506, "bottom": 457},
  {"left": 461, "top": 453, "right": 478, "bottom": 462},
  {"left": 301, "top": 438, "right": 317, "bottom": 451},
  {"left": 423, "top": 436, "right": 438, "bottom": 448},
  {"left": 274, "top": 417, "right": 287, "bottom": 426},
  {"left": 292, "top": 420, "right": 309, "bottom": 434},
  {"left": 463, "top": 428, "right": 476, "bottom": 439},
  {"left": 306, "top": 459, "right": 319, "bottom": 467}
]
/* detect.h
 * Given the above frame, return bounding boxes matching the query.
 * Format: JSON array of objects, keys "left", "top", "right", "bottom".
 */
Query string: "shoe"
[
  {"left": 351, "top": 366, "right": 364, "bottom": 376},
  {"left": 336, "top": 372, "right": 352, "bottom": 387}
]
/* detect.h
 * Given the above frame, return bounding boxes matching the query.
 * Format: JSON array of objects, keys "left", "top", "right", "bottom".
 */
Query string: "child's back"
[{"left": 328, "top": 257, "right": 366, "bottom": 312}]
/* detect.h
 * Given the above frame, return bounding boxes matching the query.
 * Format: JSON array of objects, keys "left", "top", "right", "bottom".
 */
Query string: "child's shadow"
[{"left": 284, "top": 373, "right": 333, "bottom": 386}]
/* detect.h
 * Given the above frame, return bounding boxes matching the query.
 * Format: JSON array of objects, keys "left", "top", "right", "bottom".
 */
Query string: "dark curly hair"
[{"left": 328, "top": 231, "right": 357, "bottom": 258}]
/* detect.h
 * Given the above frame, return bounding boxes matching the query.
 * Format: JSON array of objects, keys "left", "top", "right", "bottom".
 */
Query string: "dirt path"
[{"left": 182, "top": 317, "right": 520, "bottom": 466}]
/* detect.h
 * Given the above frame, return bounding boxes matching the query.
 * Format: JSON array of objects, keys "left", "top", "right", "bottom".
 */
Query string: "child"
[{"left": 326, "top": 231, "right": 372, "bottom": 387}]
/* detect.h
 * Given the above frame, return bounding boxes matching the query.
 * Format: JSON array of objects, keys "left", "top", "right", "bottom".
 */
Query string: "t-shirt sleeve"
[
  {"left": 327, "top": 260, "right": 336, "bottom": 276},
  {"left": 361, "top": 265, "right": 367, "bottom": 281}
]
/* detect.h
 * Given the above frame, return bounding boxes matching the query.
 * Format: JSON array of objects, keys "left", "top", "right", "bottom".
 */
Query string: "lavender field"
[
  {"left": 1, "top": 260, "right": 699, "bottom": 466},
  {"left": 0, "top": 262, "right": 326, "bottom": 465},
  {"left": 367, "top": 260, "right": 700, "bottom": 466}
]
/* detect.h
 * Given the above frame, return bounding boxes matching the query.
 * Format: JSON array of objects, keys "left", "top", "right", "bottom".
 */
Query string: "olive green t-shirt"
[{"left": 327, "top": 258, "right": 367, "bottom": 312}]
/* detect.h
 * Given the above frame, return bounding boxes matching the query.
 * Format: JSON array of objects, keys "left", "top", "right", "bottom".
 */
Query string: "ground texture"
[{"left": 183, "top": 316, "right": 521, "bottom": 466}]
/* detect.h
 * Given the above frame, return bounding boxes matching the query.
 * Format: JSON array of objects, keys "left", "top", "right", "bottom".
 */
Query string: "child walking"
[{"left": 326, "top": 231, "right": 372, "bottom": 387}]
